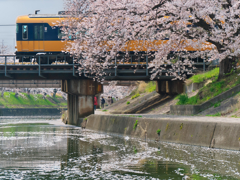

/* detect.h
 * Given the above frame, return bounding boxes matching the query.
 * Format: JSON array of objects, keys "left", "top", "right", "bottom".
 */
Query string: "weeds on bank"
[
  {"left": 130, "top": 81, "right": 156, "bottom": 98},
  {"left": 214, "top": 102, "right": 221, "bottom": 108},
  {"left": 187, "top": 68, "right": 219, "bottom": 84},
  {"left": 176, "top": 68, "right": 240, "bottom": 105},
  {"left": 230, "top": 113, "right": 240, "bottom": 118},
  {"left": 131, "top": 93, "right": 140, "bottom": 100},
  {"left": 127, "top": 101, "right": 130, "bottom": 105},
  {"left": 206, "top": 112, "right": 221, "bottom": 117},
  {"left": 133, "top": 120, "right": 138, "bottom": 130},
  {"left": 102, "top": 109, "right": 108, "bottom": 112},
  {"left": 0, "top": 92, "right": 65, "bottom": 108}
]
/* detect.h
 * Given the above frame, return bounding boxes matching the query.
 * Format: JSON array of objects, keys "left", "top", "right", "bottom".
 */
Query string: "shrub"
[
  {"left": 127, "top": 101, "right": 130, "bottom": 105},
  {"left": 133, "top": 120, "right": 138, "bottom": 130},
  {"left": 176, "top": 94, "right": 189, "bottom": 105},
  {"left": 214, "top": 102, "right": 221, "bottom": 108},
  {"left": 156, "top": 129, "right": 161, "bottom": 135},
  {"left": 131, "top": 93, "right": 140, "bottom": 100}
]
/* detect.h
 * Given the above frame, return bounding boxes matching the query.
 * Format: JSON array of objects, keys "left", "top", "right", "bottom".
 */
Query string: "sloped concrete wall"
[
  {"left": 171, "top": 84, "right": 240, "bottom": 115},
  {"left": 85, "top": 115, "right": 240, "bottom": 151}
]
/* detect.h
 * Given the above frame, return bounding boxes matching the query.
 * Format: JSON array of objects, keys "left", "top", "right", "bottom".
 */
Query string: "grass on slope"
[
  {"left": 186, "top": 68, "right": 219, "bottom": 84},
  {"left": 130, "top": 81, "right": 156, "bottom": 99},
  {"left": 0, "top": 92, "right": 67, "bottom": 108},
  {"left": 176, "top": 69, "right": 240, "bottom": 105}
]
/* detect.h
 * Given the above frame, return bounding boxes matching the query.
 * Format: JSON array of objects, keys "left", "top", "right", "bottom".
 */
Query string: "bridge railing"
[
  {"left": 0, "top": 54, "right": 78, "bottom": 78},
  {"left": 0, "top": 54, "right": 215, "bottom": 80},
  {"left": 0, "top": 54, "right": 75, "bottom": 65}
]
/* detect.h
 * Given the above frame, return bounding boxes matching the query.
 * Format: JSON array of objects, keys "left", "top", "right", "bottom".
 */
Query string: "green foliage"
[
  {"left": 102, "top": 109, "right": 108, "bottom": 112},
  {"left": 231, "top": 115, "right": 240, "bottom": 118},
  {"left": 131, "top": 93, "right": 140, "bottom": 100},
  {"left": 206, "top": 112, "right": 221, "bottom": 117},
  {"left": 177, "top": 69, "right": 240, "bottom": 105},
  {"left": 189, "top": 68, "right": 219, "bottom": 83},
  {"left": 180, "top": 123, "right": 183, "bottom": 130},
  {"left": 130, "top": 81, "right": 156, "bottom": 97},
  {"left": 133, "top": 147, "right": 138, "bottom": 154},
  {"left": 145, "top": 81, "right": 156, "bottom": 93},
  {"left": 238, "top": 137, "right": 240, "bottom": 141},
  {"left": 214, "top": 102, "right": 221, "bottom": 108},
  {"left": 133, "top": 120, "right": 138, "bottom": 130},
  {"left": 127, "top": 101, "right": 130, "bottom": 105},
  {"left": 156, "top": 129, "right": 161, "bottom": 135},
  {"left": 176, "top": 94, "right": 189, "bottom": 105},
  {"left": 84, "top": 118, "right": 88, "bottom": 121},
  {"left": 0, "top": 92, "right": 66, "bottom": 108},
  {"left": 61, "top": 113, "right": 66, "bottom": 120}
]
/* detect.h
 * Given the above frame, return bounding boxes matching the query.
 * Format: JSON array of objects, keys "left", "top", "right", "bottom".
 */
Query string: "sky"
[{"left": 0, "top": 0, "right": 64, "bottom": 52}]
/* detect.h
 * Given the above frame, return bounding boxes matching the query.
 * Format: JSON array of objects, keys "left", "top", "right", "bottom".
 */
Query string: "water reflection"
[{"left": 0, "top": 118, "right": 239, "bottom": 179}]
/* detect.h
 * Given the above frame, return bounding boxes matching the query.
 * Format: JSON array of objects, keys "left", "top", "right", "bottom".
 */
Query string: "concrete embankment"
[{"left": 84, "top": 115, "right": 240, "bottom": 151}]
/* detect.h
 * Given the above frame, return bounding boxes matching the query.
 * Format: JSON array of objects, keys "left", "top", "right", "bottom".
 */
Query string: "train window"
[
  {"left": 58, "top": 29, "right": 64, "bottom": 39},
  {"left": 39, "top": 25, "right": 43, "bottom": 39},
  {"left": 34, "top": 25, "right": 44, "bottom": 40},
  {"left": 22, "top": 25, "right": 28, "bottom": 40},
  {"left": 16, "top": 24, "right": 19, "bottom": 34}
]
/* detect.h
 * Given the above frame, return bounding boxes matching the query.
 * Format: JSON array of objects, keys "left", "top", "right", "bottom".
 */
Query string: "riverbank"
[
  {"left": 84, "top": 114, "right": 240, "bottom": 151},
  {"left": 0, "top": 108, "right": 66, "bottom": 116},
  {"left": 0, "top": 92, "right": 67, "bottom": 108}
]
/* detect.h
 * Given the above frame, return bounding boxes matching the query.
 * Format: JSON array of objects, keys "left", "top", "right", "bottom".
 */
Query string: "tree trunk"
[{"left": 218, "top": 57, "right": 236, "bottom": 80}]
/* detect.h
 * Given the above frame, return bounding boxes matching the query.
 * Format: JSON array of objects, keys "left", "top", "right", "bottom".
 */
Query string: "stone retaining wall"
[
  {"left": 171, "top": 84, "right": 240, "bottom": 115},
  {"left": 0, "top": 108, "right": 66, "bottom": 116},
  {"left": 85, "top": 115, "right": 240, "bottom": 151}
]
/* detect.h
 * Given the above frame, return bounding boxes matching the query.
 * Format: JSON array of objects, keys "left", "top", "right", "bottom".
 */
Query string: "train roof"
[
  {"left": 16, "top": 13, "right": 69, "bottom": 26},
  {"left": 28, "top": 14, "right": 69, "bottom": 18}
]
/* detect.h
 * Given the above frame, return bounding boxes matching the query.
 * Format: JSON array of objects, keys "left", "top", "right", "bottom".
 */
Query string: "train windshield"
[{"left": 22, "top": 25, "right": 28, "bottom": 40}]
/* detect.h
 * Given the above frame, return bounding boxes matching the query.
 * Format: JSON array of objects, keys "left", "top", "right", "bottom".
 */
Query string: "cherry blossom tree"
[
  {"left": 62, "top": 0, "right": 240, "bottom": 80},
  {"left": 0, "top": 42, "right": 9, "bottom": 54}
]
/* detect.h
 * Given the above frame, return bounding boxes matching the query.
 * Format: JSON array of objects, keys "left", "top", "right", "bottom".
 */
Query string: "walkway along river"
[{"left": 0, "top": 117, "right": 239, "bottom": 179}]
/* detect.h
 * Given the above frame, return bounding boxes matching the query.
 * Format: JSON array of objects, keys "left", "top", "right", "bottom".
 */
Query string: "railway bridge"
[{"left": 0, "top": 54, "right": 207, "bottom": 126}]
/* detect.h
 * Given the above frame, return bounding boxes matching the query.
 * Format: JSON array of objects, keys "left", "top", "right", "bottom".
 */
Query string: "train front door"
[
  {"left": 21, "top": 25, "right": 29, "bottom": 51},
  {"left": 33, "top": 24, "right": 44, "bottom": 51}
]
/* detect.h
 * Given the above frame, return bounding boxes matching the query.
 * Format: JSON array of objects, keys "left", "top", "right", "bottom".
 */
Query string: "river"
[{"left": 0, "top": 118, "right": 239, "bottom": 179}]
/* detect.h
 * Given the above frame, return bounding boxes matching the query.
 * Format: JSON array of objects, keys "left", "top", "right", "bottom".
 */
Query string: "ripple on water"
[{"left": 0, "top": 119, "right": 239, "bottom": 179}]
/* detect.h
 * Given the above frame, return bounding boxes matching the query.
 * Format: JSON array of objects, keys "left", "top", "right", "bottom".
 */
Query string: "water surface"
[{"left": 0, "top": 118, "right": 239, "bottom": 179}]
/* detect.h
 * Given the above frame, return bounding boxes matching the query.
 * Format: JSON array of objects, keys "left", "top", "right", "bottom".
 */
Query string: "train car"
[
  {"left": 15, "top": 11, "right": 72, "bottom": 63},
  {"left": 15, "top": 11, "right": 212, "bottom": 68}
]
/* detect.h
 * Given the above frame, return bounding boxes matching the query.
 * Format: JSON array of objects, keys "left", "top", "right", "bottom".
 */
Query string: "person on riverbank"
[
  {"left": 111, "top": 96, "right": 113, "bottom": 104},
  {"left": 94, "top": 96, "right": 98, "bottom": 110},
  {"left": 101, "top": 97, "right": 105, "bottom": 109},
  {"left": 107, "top": 96, "right": 111, "bottom": 105}
]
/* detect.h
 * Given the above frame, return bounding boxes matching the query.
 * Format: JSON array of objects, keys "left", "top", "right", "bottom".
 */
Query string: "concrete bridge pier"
[
  {"left": 61, "top": 79, "right": 103, "bottom": 126},
  {"left": 156, "top": 80, "right": 184, "bottom": 95}
]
